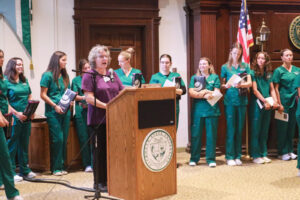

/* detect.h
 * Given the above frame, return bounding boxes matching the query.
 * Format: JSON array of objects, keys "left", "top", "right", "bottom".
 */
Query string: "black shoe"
[{"left": 93, "top": 183, "right": 108, "bottom": 192}]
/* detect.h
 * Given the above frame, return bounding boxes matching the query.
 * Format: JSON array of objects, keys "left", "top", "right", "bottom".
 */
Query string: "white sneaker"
[
  {"left": 52, "top": 171, "right": 63, "bottom": 176},
  {"left": 26, "top": 171, "right": 36, "bottom": 178},
  {"left": 8, "top": 195, "right": 23, "bottom": 200},
  {"left": 189, "top": 161, "right": 196, "bottom": 166},
  {"left": 262, "top": 157, "right": 272, "bottom": 163},
  {"left": 235, "top": 159, "right": 243, "bottom": 166},
  {"left": 227, "top": 159, "right": 236, "bottom": 166},
  {"left": 298, "top": 169, "right": 300, "bottom": 177},
  {"left": 289, "top": 152, "right": 297, "bottom": 160},
  {"left": 0, "top": 184, "right": 4, "bottom": 189},
  {"left": 253, "top": 157, "right": 265, "bottom": 164},
  {"left": 281, "top": 153, "right": 291, "bottom": 161},
  {"left": 208, "top": 162, "right": 216, "bottom": 168},
  {"left": 14, "top": 175, "right": 23, "bottom": 182},
  {"left": 61, "top": 170, "right": 68, "bottom": 175},
  {"left": 85, "top": 166, "right": 93, "bottom": 172}
]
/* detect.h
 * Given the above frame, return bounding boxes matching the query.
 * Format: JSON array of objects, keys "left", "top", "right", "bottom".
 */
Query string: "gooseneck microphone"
[{"left": 108, "top": 68, "right": 114, "bottom": 82}]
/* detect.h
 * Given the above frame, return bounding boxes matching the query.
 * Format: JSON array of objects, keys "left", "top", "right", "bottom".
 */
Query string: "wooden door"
[{"left": 89, "top": 26, "right": 144, "bottom": 71}]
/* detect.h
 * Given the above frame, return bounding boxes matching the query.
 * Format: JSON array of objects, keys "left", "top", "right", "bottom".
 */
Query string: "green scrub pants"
[
  {"left": 249, "top": 101, "right": 271, "bottom": 158},
  {"left": 276, "top": 106, "right": 296, "bottom": 156},
  {"left": 296, "top": 116, "right": 300, "bottom": 169},
  {"left": 7, "top": 119, "right": 32, "bottom": 176},
  {"left": 46, "top": 110, "right": 71, "bottom": 173},
  {"left": 190, "top": 115, "right": 218, "bottom": 164},
  {"left": 0, "top": 128, "right": 19, "bottom": 199},
  {"left": 176, "top": 99, "right": 179, "bottom": 131},
  {"left": 74, "top": 106, "right": 91, "bottom": 167},
  {"left": 225, "top": 105, "right": 247, "bottom": 160}
]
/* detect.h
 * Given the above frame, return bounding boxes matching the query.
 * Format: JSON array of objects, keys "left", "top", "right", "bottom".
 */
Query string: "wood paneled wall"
[
  {"left": 73, "top": 0, "right": 160, "bottom": 82},
  {"left": 185, "top": 0, "right": 300, "bottom": 148}
]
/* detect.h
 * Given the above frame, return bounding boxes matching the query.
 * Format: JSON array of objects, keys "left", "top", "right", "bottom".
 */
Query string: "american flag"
[{"left": 237, "top": 0, "right": 254, "bottom": 64}]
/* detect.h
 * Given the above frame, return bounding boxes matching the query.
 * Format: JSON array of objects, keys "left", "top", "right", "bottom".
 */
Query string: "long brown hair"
[
  {"left": 252, "top": 52, "right": 272, "bottom": 77},
  {"left": 196, "top": 57, "right": 216, "bottom": 76},
  {"left": 227, "top": 43, "right": 243, "bottom": 70},
  {"left": 46, "top": 51, "right": 69, "bottom": 88},
  {"left": 0, "top": 49, "right": 4, "bottom": 79},
  {"left": 78, "top": 58, "right": 88, "bottom": 75},
  {"left": 4, "top": 57, "right": 26, "bottom": 83}
]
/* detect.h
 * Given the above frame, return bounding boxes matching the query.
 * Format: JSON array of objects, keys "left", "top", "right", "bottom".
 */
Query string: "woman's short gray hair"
[{"left": 88, "top": 44, "right": 111, "bottom": 69}]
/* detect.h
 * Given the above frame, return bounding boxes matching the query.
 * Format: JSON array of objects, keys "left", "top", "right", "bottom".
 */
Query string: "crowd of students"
[{"left": 0, "top": 43, "right": 300, "bottom": 199}]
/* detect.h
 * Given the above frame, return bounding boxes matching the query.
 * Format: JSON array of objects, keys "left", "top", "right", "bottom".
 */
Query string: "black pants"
[{"left": 90, "top": 124, "right": 107, "bottom": 186}]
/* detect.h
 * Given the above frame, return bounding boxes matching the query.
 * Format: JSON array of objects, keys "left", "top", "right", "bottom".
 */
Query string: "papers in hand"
[
  {"left": 58, "top": 89, "right": 77, "bottom": 113},
  {"left": 274, "top": 110, "right": 289, "bottom": 122},
  {"left": 207, "top": 90, "right": 223, "bottom": 106},
  {"left": 226, "top": 74, "right": 246, "bottom": 88},
  {"left": 163, "top": 79, "right": 176, "bottom": 87},
  {"left": 256, "top": 97, "right": 274, "bottom": 109}
]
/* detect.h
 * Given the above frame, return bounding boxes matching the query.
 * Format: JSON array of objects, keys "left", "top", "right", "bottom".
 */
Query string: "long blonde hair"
[
  {"left": 227, "top": 43, "right": 243, "bottom": 70},
  {"left": 196, "top": 57, "right": 216, "bottom": 76}
]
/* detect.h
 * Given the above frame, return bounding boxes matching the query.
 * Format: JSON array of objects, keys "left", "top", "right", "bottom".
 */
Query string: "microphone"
[
  {"left": 108, "top": 68, "right": 114, "bottom": 82},
  {"left": 72, "top": 69, "right": 81, "bottom": 73}
]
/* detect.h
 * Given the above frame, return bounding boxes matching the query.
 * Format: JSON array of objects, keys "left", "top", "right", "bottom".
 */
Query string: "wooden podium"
[{"left": 106, "top": 87, "right": 177, "bottom": 200}]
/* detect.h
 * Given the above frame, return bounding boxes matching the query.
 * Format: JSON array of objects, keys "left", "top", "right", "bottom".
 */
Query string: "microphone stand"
[{"left": 72, "top": 69, "right": 118, "bottom": 200}]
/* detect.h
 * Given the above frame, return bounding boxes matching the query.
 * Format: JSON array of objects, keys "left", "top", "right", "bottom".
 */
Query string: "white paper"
[
  {"left": 226, "top": 74, "right": 242, "bottom": 88},
  {"left": 207, "top": 90, "right": 223, "bottom": 106},
  {"left": 265, "top": 97, "right": 274, "bottom": 106},
  {"left": 256, "top": 99, "right": 264, "bottom": 109},
  {"left": 163, "top": 79, "right": 176, "bottom": 87},
  {"left": 274, "top": 110, "right": 289, "bottom": 122}
]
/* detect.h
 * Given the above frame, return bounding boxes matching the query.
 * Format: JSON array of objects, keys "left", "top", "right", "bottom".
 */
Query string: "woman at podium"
[
  {"left": 82, "top": 44, "right": 123, "bottom": 191},
  {"left": 4, "top": 57, "right": 36, "bottom": 179},
  {"left": 188, "top": 57, "right": 221, "bottom": 167},
  {"left": 71, "top": 59, "right": 92, "bottom": 172},
  {"left": 115, "top": 47, "right": 145, "bottom": 86},
  {"left": 221, "top": 43, "right": 252, "bottom": 166},
  {"left": 149, "top": 54, "right": 186, "bottom": 130},
  {"left": 0, "top": 49, "right": 23, "bottom": 200},
  {"left": 40, "top": 51, "right": 71, "bottom": 176}
]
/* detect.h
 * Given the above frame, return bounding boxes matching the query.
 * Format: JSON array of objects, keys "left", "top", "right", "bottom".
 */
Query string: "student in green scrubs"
[
  {"left": 294, "top": 73, "right": 300, "bottom": 176},
  {"left": 249, "top": 52, "right": 279, "bottom": 164},
  {"left": 40, "top": 51, "right": 71, "bottom": 176},
  {"left": 115, "top": 47, "right": 145, "bottom": 86},
  {"left": 189, "top": 57, "right": 221, "bottom": 168},
  {"left": 273, "top": 49, "right": 300, "bottom": 161},
  {"left": 4, "top": 57, "right": 36, "bottom": 179},
  {"left": 71, "top": 59, "right": 92, "bottom": 172},
  {"left": 0, "top": 49, "right": 23, "bottom": 200},
  {"left": 149, "top": 54, "right": 186, "bottom": 130},
  {"left": 221, "top": 43, "right": 252, "bottom": 166}
]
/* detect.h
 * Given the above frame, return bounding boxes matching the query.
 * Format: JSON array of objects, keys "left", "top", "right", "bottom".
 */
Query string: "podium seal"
[
  {"left": 289, "top": 16, "right": 300, "bottom": 50},
  {"left": 142, "top": 129, "right": 174, "bottom": 172}
]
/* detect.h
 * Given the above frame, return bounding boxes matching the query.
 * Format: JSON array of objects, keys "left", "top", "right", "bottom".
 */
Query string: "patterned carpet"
[{"left": 1, "top": 152, "right": 300, "bottom": 200}]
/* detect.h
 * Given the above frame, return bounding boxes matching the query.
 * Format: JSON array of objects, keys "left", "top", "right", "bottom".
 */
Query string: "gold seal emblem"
[{"left": 289, "top": 16, "right": 300, "bottom": 50}]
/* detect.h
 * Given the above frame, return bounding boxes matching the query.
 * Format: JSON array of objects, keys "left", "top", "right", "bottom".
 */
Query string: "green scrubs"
[
  {"left": 272, "top": 65, "right": 300, "bottom": 156},
  {"left": 6, "top": 78, "right": 32, "bottom": 176},
  {"left": 249, "top": 70, "right": 272, "bottom": 159},
  {"left": 71, "top": 75, "right": 91, "bottom": 167},
  {"left": 294, "top": 73, "right": 300, "bottom": 169},
  {"left": 149, "top": 72, "right": 186, "bottom": 130},
  {"left": 189, "top": 74, "right": 221, "bottom": 164},
  {"left": 221, "top": 63, "right": 250, "bottom": 160},
  {"left": 0, "top": 78, "right": 20, "bottom": 199},
  {"left": 40, "top": 71, "right": 71, "bottom": 173},
  {"left": 114, "top": 68, "right": 145, "bottom": 86}
]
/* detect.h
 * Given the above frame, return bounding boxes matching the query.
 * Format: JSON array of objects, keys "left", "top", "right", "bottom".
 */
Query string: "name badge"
[{"left": 103, "top": 76, "right": 110, "bottom": 82}]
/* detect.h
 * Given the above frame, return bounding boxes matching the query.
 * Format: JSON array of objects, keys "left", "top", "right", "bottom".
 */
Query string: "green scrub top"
[
  {"left": 149, "top": 72, "right": 185, "bottom": 87},
  {"left": 115, "top": 68, "right": 145, "bottom": 86},
  {"left": 71, "top": 75, "right": 86, "bottom": 106},
  {"left": 0, "top": 78, "right": 8, "bottom": 114},
  {"left": 293, "top": 73, "right": 300, "bottom": 116},
  {"left": 220, "top": 63, "right": 251, "bottom": 106},
  {"left": 6, "top": 78, "right": 31, "bottom": 112},
  {"left": 189, "top": 74, "right": 221, "bottom": 117},
  {"left": 272, "top": 65, "right": 300, "bottom": 108},
  {"left": 40, "top": 71, "right": 70, "bottom": 114},
  {"left": 250, "top": 70, "right": 272, "bottom": 100}
]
